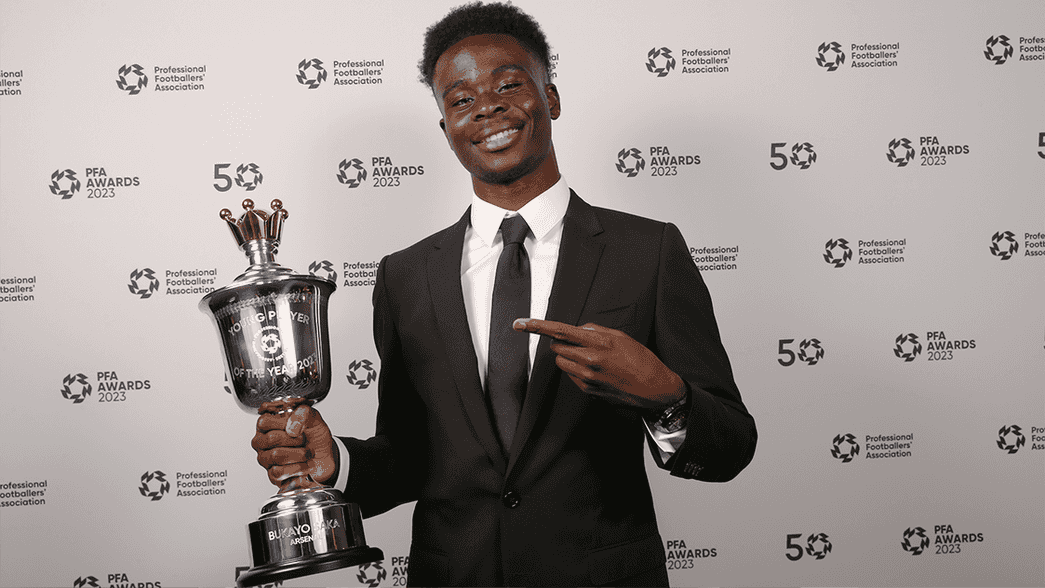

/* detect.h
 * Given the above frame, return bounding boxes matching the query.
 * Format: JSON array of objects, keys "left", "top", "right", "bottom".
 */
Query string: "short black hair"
[{"left": 419, "top": 1, "right": 552, "bottom": 90}]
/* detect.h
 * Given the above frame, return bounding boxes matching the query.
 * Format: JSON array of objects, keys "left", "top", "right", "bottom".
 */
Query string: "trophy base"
[
  {"left": 236, "top": 546, "right": 384, "bottom": 588},
  {"left": 237, "top": 487, "right": 383, "bottom": 588}
]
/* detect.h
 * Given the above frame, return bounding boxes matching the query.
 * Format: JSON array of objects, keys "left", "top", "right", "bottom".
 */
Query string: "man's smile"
[{"left": 476, "top": 126, "right": 522, "bottom": 151}]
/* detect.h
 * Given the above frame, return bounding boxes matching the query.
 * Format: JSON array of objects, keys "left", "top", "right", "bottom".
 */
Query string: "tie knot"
[{"left": 499, "top": 215, "right": 530, "bottom": 246}]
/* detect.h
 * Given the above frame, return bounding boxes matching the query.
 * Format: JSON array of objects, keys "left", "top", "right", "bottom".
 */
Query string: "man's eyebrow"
[
  {"left": 441, "top": 79, "right": 466, "bottom": 100},
  {"left": 441, "top": 64, "right": 527, "bottom": 100},
  {"left": 492, "top": 64, "right": 525, "bottom": 76}
]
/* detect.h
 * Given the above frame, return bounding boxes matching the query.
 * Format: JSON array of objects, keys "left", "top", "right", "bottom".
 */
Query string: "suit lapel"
[
  {"left": 507, "top": 191, "right": 604, "bottom": 474},
  {"left": 428, "top": 208, "right": 508, "bottom": 473}
]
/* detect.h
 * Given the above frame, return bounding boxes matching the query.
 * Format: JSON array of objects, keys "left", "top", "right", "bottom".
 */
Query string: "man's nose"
[{"left": 473, "top": 91, "right": 507, "bottom": 120}]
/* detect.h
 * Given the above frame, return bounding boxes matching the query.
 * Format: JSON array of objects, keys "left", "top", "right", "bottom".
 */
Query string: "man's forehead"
[{"left": 434, "top": 34, "right": 541, "bottom": 81}]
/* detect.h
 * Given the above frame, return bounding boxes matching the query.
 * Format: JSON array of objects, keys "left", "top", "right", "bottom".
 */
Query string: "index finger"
[
  {"left": 513, "top": 318, "right": 596, "bottom": 345},
  {"left": 256, "top": 412, "right": 290, "bottom": 434}
]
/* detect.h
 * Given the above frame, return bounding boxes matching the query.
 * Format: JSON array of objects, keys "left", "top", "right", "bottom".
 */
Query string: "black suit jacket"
[{"left": 340, "top": 191, "right": 756, "bottom": 586}]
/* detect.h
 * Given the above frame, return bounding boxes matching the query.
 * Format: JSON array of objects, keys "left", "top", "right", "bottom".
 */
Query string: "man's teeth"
[{"left": 484, "top": 129, "right": 518, "bottom": 148}]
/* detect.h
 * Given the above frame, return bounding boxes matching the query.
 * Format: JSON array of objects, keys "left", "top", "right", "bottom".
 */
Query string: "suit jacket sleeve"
[
  {"left": 648, "top": 222, "right": 756, "bottom": 482},
  {"left": 337, "top": 254, "right": 426, "bottom": 518}
]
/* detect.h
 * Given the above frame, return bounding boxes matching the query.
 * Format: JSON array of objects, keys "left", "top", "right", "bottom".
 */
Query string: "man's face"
[{"left": 432, "top": 34, "right": 560, "bottom": 186}]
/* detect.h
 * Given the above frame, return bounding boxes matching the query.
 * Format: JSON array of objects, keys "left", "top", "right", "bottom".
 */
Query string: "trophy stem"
[
  {"left": 259, "top": 397, "right": 311, "bottom": 415},
  {"left": 278, "top": 473, "right": 324, "bottom": 494},
  {"left": 243, "top": 239, "right": 279, "bottom": 267},
  {"left": 257, "top": 398, "right": 327, "bottom": 495}
]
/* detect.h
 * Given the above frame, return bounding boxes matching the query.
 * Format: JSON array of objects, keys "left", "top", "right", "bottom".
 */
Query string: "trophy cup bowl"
[{"left": 200, "top": 199, "right": 382, "bottom": 588}]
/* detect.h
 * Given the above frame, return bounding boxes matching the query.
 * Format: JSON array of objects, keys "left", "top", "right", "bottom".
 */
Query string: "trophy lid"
[
  {"left": 221, "top": 198, "right": 288, "bottom": 247},
  {"left": 201, "top": 198, "right": 336, "bottom": 314}
]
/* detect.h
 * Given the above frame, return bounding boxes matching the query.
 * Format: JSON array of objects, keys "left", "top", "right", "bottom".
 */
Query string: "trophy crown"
[{"left": 220, "top": 199, "right": 289, "bottom": 247}]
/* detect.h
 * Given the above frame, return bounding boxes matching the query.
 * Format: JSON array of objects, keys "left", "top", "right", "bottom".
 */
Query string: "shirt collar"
[{"left": 469, "top": 176, "right": 571, "bottom": 247}]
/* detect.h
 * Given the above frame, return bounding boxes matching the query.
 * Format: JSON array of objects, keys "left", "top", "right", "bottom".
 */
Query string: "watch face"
[
  {"left": 656, "top": 396, "right": 689, "bottom": 433},
  {"left": 659, "top": 417, "right": 685, "bottom": 434}
]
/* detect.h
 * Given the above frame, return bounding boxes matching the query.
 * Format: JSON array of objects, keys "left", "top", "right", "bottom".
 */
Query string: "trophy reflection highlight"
[{"left": 200, "top": 199, "right": 382, "bottom": 588}]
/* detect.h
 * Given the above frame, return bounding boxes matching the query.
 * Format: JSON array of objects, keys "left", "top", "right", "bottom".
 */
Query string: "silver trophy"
[{"left": 199, "top": 199, "right": 382, "bottom": 588}]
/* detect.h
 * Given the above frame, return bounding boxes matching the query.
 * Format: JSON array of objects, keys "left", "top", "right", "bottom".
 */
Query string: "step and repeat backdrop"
[{"left": 1, "top": 1, "right": 1042, "bottom": 587}]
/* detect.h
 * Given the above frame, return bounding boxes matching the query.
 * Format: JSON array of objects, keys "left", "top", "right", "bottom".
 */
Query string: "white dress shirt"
[
  {"left": 462, "top": 175, "right": 570, "bottom": 387},
  {"left": 332, "top": 176, "right": 685, "bottom": 490}
]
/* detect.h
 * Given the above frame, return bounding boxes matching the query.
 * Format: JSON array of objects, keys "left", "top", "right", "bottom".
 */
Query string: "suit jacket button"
[{"left": 502, "top": 491, "right": 520, "bottom": 508}]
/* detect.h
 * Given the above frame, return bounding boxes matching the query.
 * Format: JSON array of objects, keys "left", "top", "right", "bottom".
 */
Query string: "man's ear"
[
  {"left": 545, "top": 84, "right": 561, "bottom": 120},
  {"left": 438, "top": 119, "right": 455, "bottom": 151}
]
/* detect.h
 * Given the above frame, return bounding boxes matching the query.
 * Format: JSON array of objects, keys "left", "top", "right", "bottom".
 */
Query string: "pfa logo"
[
  {"left": 984, "top": 35, "right": 1013, "bottom": 65},
  {"left": 798, "top": 339, "right": 824, "bottom": 365},
  {"left": 902, "top": 527, "right": 930, "bottom": 555},
  {"left": 356, "top": 561, "right": 387, "bottom": 587},
  {"left": 309, "top": 260, "right": 337, "bottom": 282},
  {"left": 49, "top": 169, "right": 81, "bottom": 199},
  {"left": 61, "top": 373, "right": 93, "bottom": 404},
  {"left": 790, "top": 143, "right": 816, "bottom": 169},
  {"left": 770, "top": 142, "right": 817, "bottom": 170},
  {"left": 786, "top": 532, "right": 832, "bottom": 561},
  {"left": 347, "top": 359, "right": 378, "bottom": 390},
  {"left": 816, "top": 42, "right": 845, "bottom": 71},
  {"left": 116, "top": 63, "right": 148, "bottom": 95},
  {"left": 823, "top": 238, "right": 852, "bottom": 268},
  {"left": 804, "top": 533, "right": 832, "bottom": 559},
  {"left": 615, "top": 148, "right": 645, "bottom": 178},
  {"left": 887, "top": 138, "right": 915, "bottom": 167},
  {"left": 893, "top": 333, "right": 922, "bottom": 362},
  {"left": 213, "top": 162, "right": 263, "bottom": 192},
  {"left": 235, "top": 163, "right": 263, "bottom": 191},
  {"left": 778, "top": 338, "right": 826, "bottom": 367},
  {"left": 338, "top": 158, "right": 368, "bottom": 188},
  {"left": 72, "top": 577, "right": 102, "bottom": 588},
  {"left": 139, "top": 470, "right": 169, "bottom": 501},
  {"left": 831, "top": 433, "right": 860, "bottom": 463},
  {"left": 297, "top": 58, "right": 327, "bottom": 89},
  {"left": 645, "top": 47, "right": 676, "bottom": 77},
  {"left": 253, "top": 326, "right": 285, "bottom": 362},
  {"left": 989, "top": 231, "right": 1019, "bottom": 260},
  {"left": 128, "top": 268, "right": 160, "bottom": 299},
  {"left": 997, "top": 424, "right": 1025, "bottom": 454}
]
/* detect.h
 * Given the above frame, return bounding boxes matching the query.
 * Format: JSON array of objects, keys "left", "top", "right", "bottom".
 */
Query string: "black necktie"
[{"left": 487, "top": 214, "right": 531, "bottom": 454}]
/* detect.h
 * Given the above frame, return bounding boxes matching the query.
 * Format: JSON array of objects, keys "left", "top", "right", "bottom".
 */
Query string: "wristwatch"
[{"left": 652, "top": 385, "right": 690, "bottom": 434}]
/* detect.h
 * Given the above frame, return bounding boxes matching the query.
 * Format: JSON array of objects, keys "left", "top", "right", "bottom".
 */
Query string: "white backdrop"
[{"left": 1, "top": 1, "right": 1043, "bottom": 587}]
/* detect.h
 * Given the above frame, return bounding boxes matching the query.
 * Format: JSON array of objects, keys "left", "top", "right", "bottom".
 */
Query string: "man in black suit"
[{"left": 254, "top": 3, "right": 756, "bottom": 585}]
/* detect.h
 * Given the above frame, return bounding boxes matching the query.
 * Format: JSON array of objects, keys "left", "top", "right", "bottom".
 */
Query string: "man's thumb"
[{"left": 286, "top": 405, "right": 311, "bottom": 437}]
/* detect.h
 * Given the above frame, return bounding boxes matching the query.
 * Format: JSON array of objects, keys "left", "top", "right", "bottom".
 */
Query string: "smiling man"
[{"left": 253, "top": 2, "right": 756, "bottom": 586}]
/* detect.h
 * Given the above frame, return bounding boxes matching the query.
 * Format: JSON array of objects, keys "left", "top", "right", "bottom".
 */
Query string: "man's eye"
[
  {"left": 499, "top": 82, "right": 521, "bottom": 91},
  {"left": 451, "top": 96, "right": 473, "bottom": 107}
]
